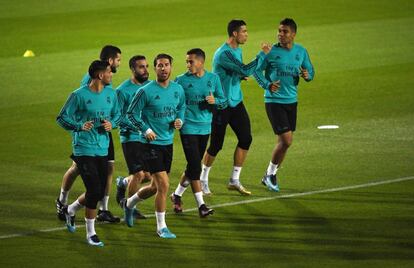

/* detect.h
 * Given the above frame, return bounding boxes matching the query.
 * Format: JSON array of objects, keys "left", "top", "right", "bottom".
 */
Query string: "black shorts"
[
  {"left": 70, "top": 154, "right": 108, "bottom": 209},
  {"left": 122, "top": 141, "right": 147, "bottom": 175},
  {"left": 265, "top": 102, "right": 297, "bottom": 135},
  {"left": 180, "top": 134, "right": 209, "bottom": 180},
  {"left": 144, "top": 144, "right": 173, "bottom": 174},
  {"left": 207, "top": 101, "right": 252, "bottom": 156},
  {"left": 108, "top": 132, "right": 115, "bottom": 162}
]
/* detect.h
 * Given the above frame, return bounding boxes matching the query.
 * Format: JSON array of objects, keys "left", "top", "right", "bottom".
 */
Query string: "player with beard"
[
  {"left": 55, "top": 45, "right": 122, "bottom": 224},
  {"left": 124, "top": 54, "right": 185, "bottom": 239},
  {"left": 115, "top": 55, "right": 155, "bottom": 220},
  {"left": 57, "top": 60, "right": 121, "bottom": 246}
]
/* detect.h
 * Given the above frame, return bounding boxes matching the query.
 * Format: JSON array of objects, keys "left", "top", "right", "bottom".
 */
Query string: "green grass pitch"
[{"left": 0, "top": 0, "right": 413, "bottom": 267}]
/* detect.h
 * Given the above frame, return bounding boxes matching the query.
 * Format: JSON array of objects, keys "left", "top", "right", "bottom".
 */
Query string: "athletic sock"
[
  {"left": 174, "top": 183, "right": 187, "bottom": 197},
  {"left": 68, "top": 199, "right": 83, "bottom": 216},
  {"left": 200, "top": 164, "right": 211, "bottom": 182},
  {"left": 126, "top": 193, "right": 143, "bottom": 209},
  {"left": 59, "top": 188, "right": 69, "bottom": 205},
  {"left": 99, "top": 195, "right": 109, "bottom": 211},
  {"left": 155, "top": 211, "right": 167, "bottom": 231},
  {"left": 85, "top": 218, "right": 96, "bottom": 238},
  {"left": 230, "top": 166, "right": 242, "bottom": 185},
  {"left": 194, "top": 191, "right": 205, "bottom": 208},
  {"left": 122, "top": 177, "right": 129, "bottom": 187},
  {"left": 266, "top": 161, "right": 278, "bottom": 176}
]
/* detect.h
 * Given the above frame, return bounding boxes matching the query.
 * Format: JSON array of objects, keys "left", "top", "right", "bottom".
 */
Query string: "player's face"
[
  {"left": 235, "top": 25, "right": 248, "bottom": 44},
  {"left": 109, "top": 53, "right": 122, "bottom": 73},
  {"left": 186, "top": 54, "right": 204, "bottom": 74},
  {"left": 101, "top": 66, "right": 113, "bottom": 85},
  {"left": 155, "top": 58, "right": 171, "bottom": 82},
  {"left": 133, "top": 59, "right": 149, "bottom": 83},
  {"left": 278, "top": 25, "right": 296, "bottom": 46}
]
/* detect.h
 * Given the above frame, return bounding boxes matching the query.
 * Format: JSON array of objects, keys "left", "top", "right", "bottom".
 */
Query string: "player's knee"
[
  {"left": 207, "top": 143, "right": 223, "bottom": 157},
  {"left": 185, "top": 166, "right": 201, "bottom": 181},
  {"left": 85, "top": 192, "right": 100, "bottom": 209},
  {"left": 156, "top": 179, "right": 169, "bottom": 194},
  {"left": 237, "top": 134, "right": 252, "bottom": 150}
]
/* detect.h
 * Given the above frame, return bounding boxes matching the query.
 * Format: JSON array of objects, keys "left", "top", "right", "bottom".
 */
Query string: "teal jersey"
[
  {"left": 175, "top": 70, "right": 227, "bottom": 135},
  {"left": 116, "top": 79, "right": 151, "bottom": 143},
  {"left": 212, "top": 43, "right": 266, "bottom": 107},
  {"left": 127, "top": 80, "right": 186, "bottom": 145},
  {"left": 81, "top": 73, "right": 113, "bottom": 88},
  {"left": 254, "top": 43, "right": 314, "bottom": 104},
  {"left": 57, "top": 85, "right": 121, "bottom": 156}
]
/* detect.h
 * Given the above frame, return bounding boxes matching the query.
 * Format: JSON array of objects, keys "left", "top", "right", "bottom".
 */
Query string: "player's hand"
[
  {"left": 145, "top": 130, "right": 157, "bottom": 141},
  {"left": 205, "top": 91, "right": 215, "bottom": 104},
  {"left": 300, "top": 67, "right": 309, "bottom": 80},
  {"left": 82, "top": 121, "right": 94, "bottom": 131},
  {"left": 174, "top": 119, "right": 183, "bottom": 130},
  {"left": 261, "top": 42, "right": 272, "bottom": 54},
  {"left": 241, "top": 76, "right": 249, "bottom": 81},
  {"left": 269, "top": 80, "right": 280, "bottom": 92},
  {"left": 101, "top": 120, "right": 112, "bottom": 132}
]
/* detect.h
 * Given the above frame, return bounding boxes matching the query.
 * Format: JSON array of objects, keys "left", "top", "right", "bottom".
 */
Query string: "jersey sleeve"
[
  {"left": 116, "top": 89, "right": 134, "bottom": 130},
  {"left": 109, "top": 92, "right": 121, "bottom": 129},
  {"left": 126, "top": 89, "right": 150, "bottom": 133},
  {"left": 176, "top": 86, "right": 186, "bottom": 123},
  {"left": 219, "top": 50, "right": 266, "bottom": 77},
  {"left": 253, "top": 54, "right": 272, "bottom": 90},
  {"left": 56, "top": 93, "right": 83, "bottom": 131},
  {"left": 213, "top": 74, "right": 228, "bottom": 110},
  {"left": 302, "top": 48, "right": 315, "bottom": 82}
]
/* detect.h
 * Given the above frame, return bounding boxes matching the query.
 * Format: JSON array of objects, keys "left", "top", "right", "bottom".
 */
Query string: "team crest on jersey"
[
  {"left": 207, "top": 81, "right": 212, "bottom": 88},
  {"left": 275, "top": 55, "right": 281, "bottom": 60},
  {"left": 188, "top": 83, "right": 193, "bottom": 88},
  {"left": 295, "top": 54, "right": 300, "bottom": 61},
  {"left": 174, "top": 91, "right": 179, "bottom": 99},
  {"left": 155, "top": 95, "right": 160, "bottom": 100},
  {"left": 86, "top": 99, "right": 92, "bottom": 104},
  {"left": 107, "top": 97, "right": 111, "bottom": 104}
]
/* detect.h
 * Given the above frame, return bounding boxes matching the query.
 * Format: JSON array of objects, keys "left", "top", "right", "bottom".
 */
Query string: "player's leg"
[
  {"left": 201, "top": 108, "right": 230, "bottom": 194},
  {"left": 56, "top": 161, "right": 79, "bottom": 221},
  {"left": 227, "top": 102, "right": 252, "bottom": 195}
]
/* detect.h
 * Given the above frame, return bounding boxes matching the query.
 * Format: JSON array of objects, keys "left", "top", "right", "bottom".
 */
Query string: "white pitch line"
[{"left": 1, "top": 176, "right": 413, "bottom": 240}]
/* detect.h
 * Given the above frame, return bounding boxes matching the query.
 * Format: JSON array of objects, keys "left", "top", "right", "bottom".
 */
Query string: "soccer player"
[
  {"left": 56, "top": 45, "right": 122, "bottom": 223},
  {"left": 125, "top": 53, "right": 186, "bottom": 239},
  {"left": 199, "top": 19, "right": 270, "bottom": 195},
  {"left": 56, "top": 60, "right": 121, "bottom": 246},
  {"left": 115, "top": 55, "right": 154, "bottom": 219},
  {"left": 171, "top": 48, "right": 227, "bottom": 217},
  {"left": 254, "top": 18, "right": 314, "bottom": 191}
]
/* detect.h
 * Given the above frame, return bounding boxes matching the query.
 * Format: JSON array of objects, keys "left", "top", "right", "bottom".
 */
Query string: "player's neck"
[
  {"left": 227, "top": 38, "right": 239, "bottom": 49},
  {"left": 194, "top": 69, "right": 205, "bottom": 77},
  {"left": 156, "top": 79, "right": 170, "bottom": 88},
  {"left": 131, "top": 76, "right": 145, "bottom": 86},
  {"left": 89, "top": 80, "right": 104, "bottom": 93},
  {"left": 280, "top": 42, "right": 294, "bottom": 50}
]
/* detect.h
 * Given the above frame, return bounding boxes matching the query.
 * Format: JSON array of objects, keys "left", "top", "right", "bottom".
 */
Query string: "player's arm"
[
  {"left": 107, "top": 92, "right": 121, "bottom": 131},
  {"left": 253, "top": 55, "right": 272, "bottom": 90},
  {"left": 174, "top": 87, "right": 186, "bottom": 130},
  {"left": 300, "top": 49, "right": 314, "bottom": 82},
  {"left": 212, "top": 75, "right": 228, "bottom": 110},
  {"left": 220, "top": 50, "right": 266, "bottom": 77},
  {"left": 56, "top": 93, "right": 84, "bottom": 131},
  {"left": 126, "top": 89, "right": 150, "bottom": 133},
  {"left": 116, "top": 89, "right": 134, "bottom": 130}
]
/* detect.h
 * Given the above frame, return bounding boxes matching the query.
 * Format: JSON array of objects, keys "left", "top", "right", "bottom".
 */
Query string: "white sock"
[
  {"left": 99, "top": 195, "right": 109, "bottom": 211},
  {"left": 174, "top": 183, "right": 187, "bottom": 197},
  {"left": 194, "top": 191, "right": 205, "bottom": 208},
  {"left": 85, "top": 218, "right": 96, "bottom": 238},
  {"left": 127, "top": 193, "right": 143, "bottom": 209},
  {"left": 266, "top": 161, "right": 278, "bottom": 175},
  {"left": 230, "top": 166, "right": 242, "bottom": 184},
  {"left": 59, "top": 188, "right": 69, "bottom": 205},
  {"left": 122, "top": 177, "right": 129, "bottom": 187},
  {"left": 155, "top": 211, "right": 167, "bottom": 231},
  {"left": 200, "top": 164, "right": 211, "bottom": 182},
  {"left": 68, "top": 199, "right": 83, "bottom": 216}
]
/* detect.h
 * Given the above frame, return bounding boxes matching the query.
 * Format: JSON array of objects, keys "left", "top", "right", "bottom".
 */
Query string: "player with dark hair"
[
  {"left": 254, "top": 18, "right": 314, "bottom": 191},
  {"left": 56, "top": 45, "right": 122, "bottom": 223},
  {"left": 199, "top": 19, "right": 271, "bottom": 196},
  {"left": 170, "top": 48, "right": 227, "bottom": 217},
  {"left": 57, "top": 60, "right": 121, "bottom": 246}
]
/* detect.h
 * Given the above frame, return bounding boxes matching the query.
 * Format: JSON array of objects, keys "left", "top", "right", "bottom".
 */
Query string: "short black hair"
[
  {"left": 280, "top": 18, "right": 297, "bottom": 33},
  {"left": 153, "top": 53, "right": 173, "bottom": 67},
  {"left": 99, "top": 45, "right": 121, "bottom": 61},
  {"left": 187, "top": 48, "right": 205, "bottom": 60},
  {"left": 227, "top": 19, "right": 246, "bottom": 37},
  {"left": 129, "top": 55, "right": 146, "bottom": 69},
  {"left": 88, "top": 60, "right": 110, "bottom": 79}
]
